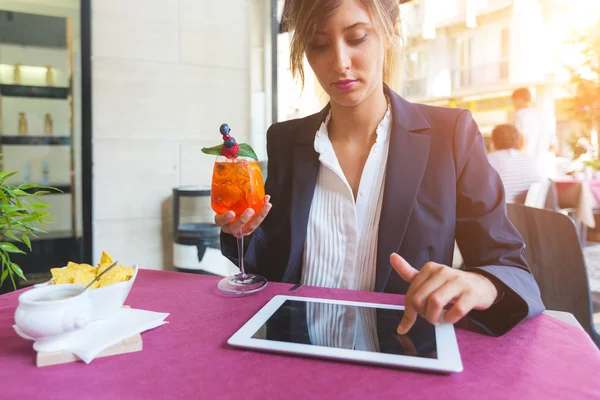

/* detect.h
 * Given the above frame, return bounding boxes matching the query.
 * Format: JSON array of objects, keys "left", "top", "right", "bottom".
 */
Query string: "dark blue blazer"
[{"left": 222, "top": 86, "right": 545, "bottom": 335}]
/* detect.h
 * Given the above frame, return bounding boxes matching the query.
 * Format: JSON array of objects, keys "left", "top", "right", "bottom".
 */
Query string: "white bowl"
[
  {"left": 37, "top": 265, "right": 138, "bottom": 321},
  {"left": 14, "top": 284, "right": 92, "bottom": 352},
  {"left": 88, "top": 265, "right": 138, "bottom": 320}
]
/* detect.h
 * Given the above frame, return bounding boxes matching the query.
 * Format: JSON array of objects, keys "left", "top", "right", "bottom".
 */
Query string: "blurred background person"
[
  {"left": 511, "top": 88, "right": 557, "bottom": 174},
  {"left": 488, "top": 124, "right": 541, "bottom": 204}
]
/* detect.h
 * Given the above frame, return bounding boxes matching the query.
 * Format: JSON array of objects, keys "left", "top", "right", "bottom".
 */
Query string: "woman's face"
[{"left": 305, "top": 0, "right": 385, "bottom": 108}]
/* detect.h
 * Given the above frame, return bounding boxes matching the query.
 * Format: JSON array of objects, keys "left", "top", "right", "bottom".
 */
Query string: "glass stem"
[{"left": 237, "top": 229, "right": 247, "bottom": 278}]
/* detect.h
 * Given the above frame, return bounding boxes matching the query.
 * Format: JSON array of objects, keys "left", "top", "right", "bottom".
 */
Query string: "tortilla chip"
[
  {"left": 51, "top": 267, "right": 73, "bottom": 284},
  {"left": 51, "top": 263, "right": 97, "bottom": 287},
  {"left": 71, "top": 268, "right": 97, "bottom": 286},
  {"left": 97, "top": 265, "right": 135, "bottom": 287},
  {"left": 99, "top": 251, "right": 114, "bottom": 267},
  {"left": 51, "top": 253, "right": 134, "bottom": 289}
]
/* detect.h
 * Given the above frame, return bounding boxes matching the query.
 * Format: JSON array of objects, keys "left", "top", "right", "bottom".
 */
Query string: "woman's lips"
[{"left": 332, "top": 79, "right": 357, "bottom": 91}]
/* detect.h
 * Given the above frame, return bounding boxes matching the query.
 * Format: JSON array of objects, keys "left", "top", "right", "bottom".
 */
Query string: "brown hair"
[
  {"left": 283, "top": 0, "right": 401, "bottom": 88},
  {"left": 492, "top": 124, "right": 522, "bottom": 151},
  {"left": 511, "top": 87, "right": 531, "bottom": 103}
]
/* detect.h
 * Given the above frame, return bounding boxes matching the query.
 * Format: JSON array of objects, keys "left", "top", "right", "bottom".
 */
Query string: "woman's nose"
[{"left": 332, "top": 44, "right": 350, "bottom": 73}]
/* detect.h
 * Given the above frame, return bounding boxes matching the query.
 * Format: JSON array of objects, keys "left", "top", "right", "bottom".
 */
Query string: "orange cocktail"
[
  {"left": 203, "top": 122, "right": 268, "bottom": 295},
  {"left": 211, "top": 157, "right": 265, "bottom": 218}
]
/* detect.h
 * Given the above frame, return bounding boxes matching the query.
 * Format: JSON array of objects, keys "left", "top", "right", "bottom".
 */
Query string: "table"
[
  {"left": 544, "top": 310, "right": 584, "bottom": 330},
  {"left": 553, "top": 179, "right": 600, "bottom": 229},
  {"left": 2, "top": 270, "right": 600, "bottom": 400}
]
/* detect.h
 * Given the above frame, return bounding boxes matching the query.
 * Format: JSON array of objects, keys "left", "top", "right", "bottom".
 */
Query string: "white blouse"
[
  {"left": 301, "top": 105, "right": 392, "bottom": 292},
  {"left": 301, "top": 105, "right": 392, "bottom": 350}
]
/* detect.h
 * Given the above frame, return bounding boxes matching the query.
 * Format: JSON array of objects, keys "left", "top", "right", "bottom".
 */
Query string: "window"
[
  {"left": 455, "top": 37, "right": 472, "bottom": 88},
  {"left": 500, "top": 27, "right": 510, "bottom": 79},
  {"left": 406, "top": 50, "right": 428, "bottom": 98}
]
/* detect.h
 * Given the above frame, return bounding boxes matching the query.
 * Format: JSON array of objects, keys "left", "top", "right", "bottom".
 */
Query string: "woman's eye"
[
  {"left": 349, "top": 34, "right": 368, "bottom": 45},
  {"left": 309, "top": 43, "right": 328, "bottom": 51}
]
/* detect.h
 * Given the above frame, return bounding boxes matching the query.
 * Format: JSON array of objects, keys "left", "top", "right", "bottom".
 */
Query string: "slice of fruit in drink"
[{"left": 212, "top": 183, "right": 243, "bottom": 215}]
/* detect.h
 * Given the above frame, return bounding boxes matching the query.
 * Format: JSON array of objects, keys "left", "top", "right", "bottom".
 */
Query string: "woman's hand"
[
  {"left": 215, "top": 195, "right": 272, "bottom": 237},
  {"left": 390, "top": 253, "right": 498, "bottom": 334}
]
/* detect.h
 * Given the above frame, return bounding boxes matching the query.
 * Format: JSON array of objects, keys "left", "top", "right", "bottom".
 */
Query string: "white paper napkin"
[
  {"left": 70, "top": 308, "right": 169, "bottom": 363},
  {"left": 15, "top": 308, "right": 169, "bottom": 364}
]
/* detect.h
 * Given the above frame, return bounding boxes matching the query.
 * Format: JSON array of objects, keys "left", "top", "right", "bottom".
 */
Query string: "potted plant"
[{"left": 0, "top": 163, "right": 55, "bottom": 290}]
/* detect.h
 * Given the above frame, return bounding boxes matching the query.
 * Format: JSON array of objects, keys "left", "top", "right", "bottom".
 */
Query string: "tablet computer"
[{"left": 228, "top": 295, "right": 463, "bottom": 373}]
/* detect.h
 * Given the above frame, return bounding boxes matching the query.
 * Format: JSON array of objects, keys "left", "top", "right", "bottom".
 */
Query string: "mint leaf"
[
  {"left": 238, "top": 143, "right": 258, "bottom": 161},
  {"left": 201, "top": 144, "right": 222, "bottom": 156},
  {"left": 201, "top": 143, "right": 258, "bottom": 161}
]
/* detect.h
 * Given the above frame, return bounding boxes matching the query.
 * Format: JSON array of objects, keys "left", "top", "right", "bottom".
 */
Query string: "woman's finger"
[
  {"left": 403, "top": 263, "right": 437, "bottom": 309},
  {"left": 390, "top": 254, "right": 418, "bottom": 283},
  {"left": 410, "top": 267, "right": 452, "bottom": 316},
  {"left": 220, "top": 194, "right": 273, "bottom": 236},
  {"left": 397, "top": 264, "right": 437, "bottom": 335},
  {"left": 397, "top": 301, "right": 418, "bottom": 335},
  {"left": 215, "top": 211, "right": 236, "bottom": 227},
  {"left": 423, "top": 280, "right": 462, "bottom": 325},
  {"left": 242, "top": 202, "right": 272, "bottom": 235},
  {"left": 225, "top": 208, "right": 256, "bottom": 236},
  {"left": 444, "top": 292, "right": 478, "bottom": 324}
]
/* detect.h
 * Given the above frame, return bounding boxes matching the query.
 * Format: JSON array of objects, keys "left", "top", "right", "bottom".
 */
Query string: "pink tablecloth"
[
  {"left": 554, "top": 179, "right": 600, "bottom": 203},
  {"left": 2, "top": 270, "right": 600, "bottom": 400},
  {"left": 591, "top": 180, "right": 600, "bottom": 203}
]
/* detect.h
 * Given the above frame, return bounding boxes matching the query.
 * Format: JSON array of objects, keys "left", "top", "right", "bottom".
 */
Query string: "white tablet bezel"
[{"left": 228, "top": 295, "right": 463, "bottom": 373}]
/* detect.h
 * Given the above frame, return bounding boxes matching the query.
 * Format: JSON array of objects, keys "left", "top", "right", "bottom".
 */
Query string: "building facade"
[{"left": 400, "top": 0, "right": 587, "bottom": 151}]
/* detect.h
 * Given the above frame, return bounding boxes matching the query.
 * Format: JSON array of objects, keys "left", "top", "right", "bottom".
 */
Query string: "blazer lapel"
[
  {"left": 375, "top": 88, "right": 432, "bottom": 292},
  {"left": 281, "top": 105, "right": 330, "bottom": 283}
]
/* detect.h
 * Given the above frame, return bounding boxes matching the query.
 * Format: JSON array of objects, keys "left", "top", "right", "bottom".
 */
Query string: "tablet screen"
[{"left": 251, "top": 300, "right": 437, "bottom": 359}]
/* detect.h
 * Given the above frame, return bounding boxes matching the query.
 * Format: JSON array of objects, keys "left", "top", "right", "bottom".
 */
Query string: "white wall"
[{"left": 91, "top": 0, "right": 255, "bottom": 270}]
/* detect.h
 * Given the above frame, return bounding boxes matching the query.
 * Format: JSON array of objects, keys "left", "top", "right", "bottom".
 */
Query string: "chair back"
[
  {"left": 525, "top": 179, "right": 551, "bottom": 209},
  {"left": 507, "top": 204, "right": 600, "bottom": 346}
]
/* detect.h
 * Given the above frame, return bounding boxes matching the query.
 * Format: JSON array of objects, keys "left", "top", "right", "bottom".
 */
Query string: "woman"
[{"left": 216, "top": 0, "right": 544, "bottom": 336}]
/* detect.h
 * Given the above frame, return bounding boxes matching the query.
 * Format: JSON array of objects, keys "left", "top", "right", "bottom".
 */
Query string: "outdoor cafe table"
[
  {"left": 553, "top": 178, "right": 600, "bottom": 228},
  {"left": 2, "top": 270, "right": 600, "bottom": 399}
]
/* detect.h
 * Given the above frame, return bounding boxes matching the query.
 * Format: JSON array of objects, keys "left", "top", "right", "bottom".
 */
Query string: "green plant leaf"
[
  {"left": 0, "top": 268, "right": 7, "bottom": 285},
  {"left": 20, "top": 216, "right": 41, "bottom": 223},
  {"left": 0, "top": 242, "right": 25, "bottom": 254},
  {"left": 11, "top": 263, "right": 25, "bottom": 280},
  {"left": 21, "top": 225, "right": 44, "bottom": 233},
  {"left": 21, "top": 234, "right": 31, "bottom": 251},
  {"left": 201, "top": 144, "right": 223, "bottom": 156},
  {"left": 32, "top": 185, "right": 61, "bottom": 194},
  {"left": 0, "top": 250, "right": 8, "bottom": 265},
  {"left": 0, "top": 161, "right": 56, "bottom": 289},
  {"left": 0, "top": 203, "right": 25, "bottom": 211},
  {"left": 29, "top": 211, "right": 49, "bottom": 219},
  {"left": 4, "top": 231, "right": 18, "bottom": 242},
  {"left": 31, "top": 191, "right": 51, "bottom": 196},
  {"left": 0, "top": 171, "right": 17, "bottom": 181},
  {"left": 30, "top": 203, "right": 50, "bottom": 209},
  {"left": 238, "top": 143, "right": 258, "bottom": 161},
  {"left": 18, "top": 184, "right": 38, "bottom": 189},
  {"left": 12, "top": 189, "right": 29, "bottom": 197}
]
